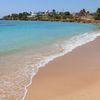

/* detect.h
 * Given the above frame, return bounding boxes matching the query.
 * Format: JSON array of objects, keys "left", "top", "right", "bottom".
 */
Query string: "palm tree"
[{"left": 80, "top": 9, "right": 86, "bottom": 16}]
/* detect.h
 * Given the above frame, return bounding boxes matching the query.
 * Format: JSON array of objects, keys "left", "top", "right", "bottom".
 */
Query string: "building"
[{"left": 28, "top": 12, "right": 37, "bottom": 18}]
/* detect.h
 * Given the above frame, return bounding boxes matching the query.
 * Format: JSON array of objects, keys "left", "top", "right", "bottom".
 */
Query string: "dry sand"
[{"left": 25, "top": 37, "right": 100, "bottom": 100}]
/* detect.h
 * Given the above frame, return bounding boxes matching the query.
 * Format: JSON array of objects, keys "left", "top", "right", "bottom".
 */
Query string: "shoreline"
[
  {"left": 1, "top": 19, "right": 100, "bottom": 24},
  {"left": 1, "top": 20, "right": 100, "bottom": 100},
  {"left": 25, "top": 35, "right": 100, "bottom": 99},
  {"left": 23, "top": 30, "right": 100, "bottom": 100}
]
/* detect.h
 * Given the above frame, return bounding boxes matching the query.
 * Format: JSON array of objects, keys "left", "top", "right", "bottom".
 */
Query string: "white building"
[{"left": 28, "top": 12, "right": 37, "bottom": 17}]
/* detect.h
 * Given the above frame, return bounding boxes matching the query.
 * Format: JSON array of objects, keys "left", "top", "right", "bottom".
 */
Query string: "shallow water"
[{"left": 0, "top": 20, "right": 100, "bottom": 100}]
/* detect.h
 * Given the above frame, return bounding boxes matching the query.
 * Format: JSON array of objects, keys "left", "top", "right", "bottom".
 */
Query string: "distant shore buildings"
[
  {"left": 28, "top": 10, "right": 50, "bottom": 17},
  {"left": 28, "top": 12, "right": 37, "bottom": 17},
  {"left": 2, "top": 8, "right": 100, "bottom": 24}
]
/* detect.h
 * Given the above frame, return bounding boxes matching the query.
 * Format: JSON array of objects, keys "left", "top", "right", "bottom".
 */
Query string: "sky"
[{"left": 0, "top": 0, "right": 100, "bottom": 17}]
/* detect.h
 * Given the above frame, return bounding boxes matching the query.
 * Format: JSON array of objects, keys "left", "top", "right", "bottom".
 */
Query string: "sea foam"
[{"left": 23, "top": 30, "right": 100, "bottom": 100}]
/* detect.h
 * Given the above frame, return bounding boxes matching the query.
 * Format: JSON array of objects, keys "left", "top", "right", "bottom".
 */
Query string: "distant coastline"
[
  {"left": 1, "top": 18, "right": 100, "bottom": 24},
  {"left": 2, "top": 8, "right": 100, "bottom": 24}
]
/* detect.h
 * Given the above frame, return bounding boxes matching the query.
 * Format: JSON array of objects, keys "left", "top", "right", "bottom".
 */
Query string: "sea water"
[{"left": 0, "top": 20, "right": 100, "bottom": 100}]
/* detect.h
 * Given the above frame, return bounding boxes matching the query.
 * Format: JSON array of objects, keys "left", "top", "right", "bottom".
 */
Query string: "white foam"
[{"left": 23, "top": 31, "right": 100, "bottom": 100}]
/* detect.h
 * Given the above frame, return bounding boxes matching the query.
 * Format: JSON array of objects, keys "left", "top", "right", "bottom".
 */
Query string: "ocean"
[{"left": 0, "top": 20, "right": 100, "bottom": 100}]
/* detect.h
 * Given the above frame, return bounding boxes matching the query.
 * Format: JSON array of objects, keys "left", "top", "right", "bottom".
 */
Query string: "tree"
[
  {"left": 19, "top": 13, "right": 23, "bottom": 19},
  {"left": 52, "top": 9, "right": 56, "bottom": 15},
  {"left": 11, "top": 13, "right": 19, "bottom": 20},
  {"left": 87, "top": 11, "right": 90, "bottom": 14},
  {"left": 64, "top": 11, "right": 70, "bottom": 15},
  {"left": 80, "top": 9, "right": 86, "bottom": 16},
  {"left": 62, "top": 11, "right": 73, "bottom": 19},
  {"left": 95, "top": 8, "right": 100, "bottom": 20},
  {"left": 51, "top": 9, "right": 58, "bottom": 20},
  {"left": 18, "top": 12, "right": 30, "bottom": 20},
  {"left": 3, "top": 15, "right": 11, "bottom": 20}
]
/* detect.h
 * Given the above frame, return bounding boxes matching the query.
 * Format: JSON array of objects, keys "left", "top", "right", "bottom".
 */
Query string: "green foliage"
[
  {"left": 62, "top": 11, "right": 73, "bottom": 19},
  {"left": 3, "top": 15, "right": 11, "bottom": 20},
  {"left": 3, "top": 8, "right": 100, "bottom": 21},
  {"left": 18, "top": 12, "right": 30, "bottom": 20},
  {"left": 80, "top": 9, "right": 86, "bottom": 16},
  {"left": 52, "top": 9, "right": 56, "bottom": 15},
  {"left": 3, "top": 12, "right": 31, "bottom": 20},
  {"left": 11, "top": 14, "right": 19, "bottom": 20},
  {"left": 95, "top": 8, "right": 100, "bottom": 20},
  {"left": 64, "top": 11, "right": 70, "bottom": 15},
  {"left": 35, "top": 15, "right": 42, "bottom": 20}
]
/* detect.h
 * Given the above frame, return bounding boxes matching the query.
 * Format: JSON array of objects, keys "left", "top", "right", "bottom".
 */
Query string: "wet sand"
[{"left": 25, "top": 37, "right": 100, "bottom": 100}]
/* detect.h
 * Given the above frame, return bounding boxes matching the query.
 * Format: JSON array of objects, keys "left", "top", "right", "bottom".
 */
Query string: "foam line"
[{"left": 23, "top": 30, "right": 100, "bottom": 100}]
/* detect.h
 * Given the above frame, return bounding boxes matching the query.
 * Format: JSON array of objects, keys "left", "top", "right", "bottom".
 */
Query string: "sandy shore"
[{"left": 25, "top": 37, "right": 100, "bottom": 100}]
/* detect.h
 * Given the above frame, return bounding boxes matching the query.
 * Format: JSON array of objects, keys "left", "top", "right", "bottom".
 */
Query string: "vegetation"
[
  {"left": 95, "top": 8, "right": 100, "bottom": 20},
  {"left": 3, "top": 12, "right": 31, "bottom": 20},
  {"left": 2, "top": 8, "right": 100, "bottom": 23}
]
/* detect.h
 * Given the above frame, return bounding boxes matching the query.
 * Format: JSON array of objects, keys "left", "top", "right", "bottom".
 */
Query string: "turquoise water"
[
  {"left": 0, "top": 20, "right": 96, "bottom": 54},
  {"left": 0, "top": 20, "right": 100, "bottom": 100}
]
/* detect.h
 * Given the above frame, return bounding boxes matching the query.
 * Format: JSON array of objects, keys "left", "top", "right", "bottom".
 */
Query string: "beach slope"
[{"left": 25, "top": 37, "right": 100, "bottom": 100}]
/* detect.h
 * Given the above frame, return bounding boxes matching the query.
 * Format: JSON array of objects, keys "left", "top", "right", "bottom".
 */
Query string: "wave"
[{"left": 23, "top": 30, "right": 100, "bottom": 100}]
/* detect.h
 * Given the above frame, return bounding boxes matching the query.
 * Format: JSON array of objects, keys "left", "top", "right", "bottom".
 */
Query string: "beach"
[
  {"left": 0, "top": 20, "right": 100, "bottom": 100},
  {"left": 0, "top": 0, "right": 100, "bottom": 99},
  {"left": 25, "top": 37, "right": 100, "bottom": 100}
]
